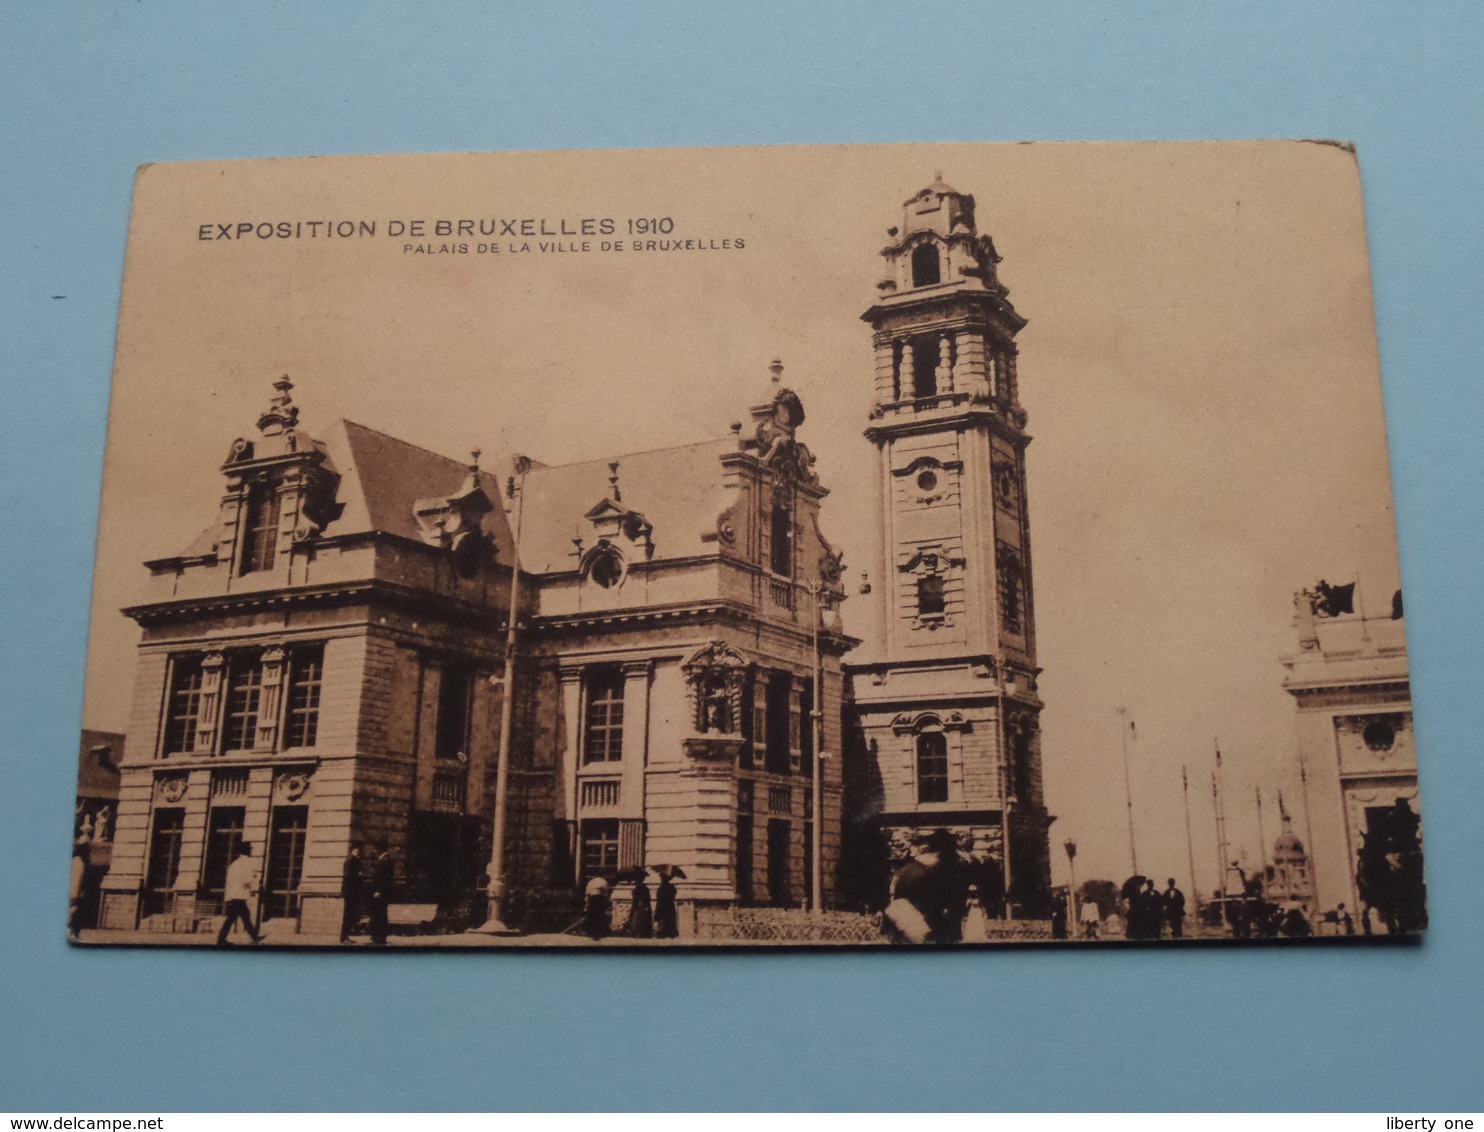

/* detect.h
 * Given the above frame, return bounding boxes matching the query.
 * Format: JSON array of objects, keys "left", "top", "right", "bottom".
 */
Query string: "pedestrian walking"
[
  {"left": 625, "top": 875, "right": 653, "bottom": 939},
  {"left": 1163, "top": 878, "right": 1186, "bottom": 939},
  {"left": 366, "top": 841, "right": 394, "bottom": 946},
  {"left": 654, "top": 871, "right": 679, "bottom": 939},
  {"left": 1079, "top": 897, "right": 1101, "bottom": 940},
  {"left": 340, "top": 841, "right": 364, "bottom": 944},
  {"left": 583, "top": 875, "right": 612, "bottom": 940},
  {"left": 216, "top": 843, "right": 263, "bottom": 945}
]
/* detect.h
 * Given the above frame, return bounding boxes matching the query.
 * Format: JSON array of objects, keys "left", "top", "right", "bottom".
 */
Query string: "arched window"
[
  {"left": 911, "top": 243, "right": 940, "bottom": 287},
  {"left": 917, "top": 731, "right": 949, "bottom": 803},
  {"left": 770, "top": 499, "right": 793, "bottom": 576},
  {"left": 588, "top": 546, "right": 624, "bottom": 589}
]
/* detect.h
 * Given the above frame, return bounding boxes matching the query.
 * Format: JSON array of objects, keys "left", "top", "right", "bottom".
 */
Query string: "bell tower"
[{"left": 846, "top": 176, "right": 1052, "bottom": 912}]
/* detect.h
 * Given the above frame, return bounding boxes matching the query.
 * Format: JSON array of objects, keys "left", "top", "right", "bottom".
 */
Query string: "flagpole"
[
  {"left": 1214, "top": 739, "right": 1229, "bottom": 901},
  {"left": 1116, "top": 706, "right": 1137, "bottom": 875},
  {"left": 1211, "top": 770, "right": 1225, "bottom": 906},
  {"left": 1182, "top": 764, "right": 1200, "bottom": 924},
  {"left": 1255, "top": 784, "right": 1269, "bottom": 898},
  {"left": 1298, "top": 748, "right": 1320, "bottom": 918}
]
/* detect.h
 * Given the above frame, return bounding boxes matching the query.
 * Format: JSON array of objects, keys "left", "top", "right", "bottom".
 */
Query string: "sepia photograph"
[{"left": 71, "top": 140, "right": 1424, "bottom": 948}]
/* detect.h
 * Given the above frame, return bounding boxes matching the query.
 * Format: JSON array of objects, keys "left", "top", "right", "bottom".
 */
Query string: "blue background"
[{"left": 2, "top": 1, "right": 1481, "bottom": 1112}]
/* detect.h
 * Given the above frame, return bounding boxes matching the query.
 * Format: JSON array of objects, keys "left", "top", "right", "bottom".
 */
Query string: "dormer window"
[
  {"left": 586, "top": 545, "right": 625, "bottom": 589},
  {"left": 238, "top": 483, "right": 280, "bottom": 574},
  {"left": 911, "top": 243, "right": 941, "bottom": 287}
]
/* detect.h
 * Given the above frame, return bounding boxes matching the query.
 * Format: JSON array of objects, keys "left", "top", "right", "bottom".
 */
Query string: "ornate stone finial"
[
  {"left": 769, "top": 358, "right": 784, "bottom": 384},
  {"left": 469, "top": 448, "right": 481, "bottom": 473},
  {"left": 608, "top": 461, "right": 621, "bottom": 503},
  {"left": 256, "top": 374, "right": 300, "bottom": 436}
]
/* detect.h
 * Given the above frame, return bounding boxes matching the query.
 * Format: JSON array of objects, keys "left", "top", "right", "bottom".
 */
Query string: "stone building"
[
  {"left": 1281, "top": 587, "right": 1422, "bottom": 929},
  {"left": 100, "top": 380, "right": 518, "bottom": 934},
  {"left": 844, "top": 176, "right": 1053, "bottom": 911},
  {"left": 93, "top": 176, "right": 1053, "bottom": 938},
  {"left": 97, "top": 361, "right": 853, "bottom": 936}
]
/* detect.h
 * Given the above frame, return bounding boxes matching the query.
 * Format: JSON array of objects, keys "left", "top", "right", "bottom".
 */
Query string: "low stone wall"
[{"left": 693, "top": 906, "right": 885, "bottom": 944}]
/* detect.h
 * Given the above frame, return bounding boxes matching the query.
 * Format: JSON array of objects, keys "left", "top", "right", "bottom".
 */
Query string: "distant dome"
[{"left": 1273, "top": 830, "right": 1305, "bottom": 855}]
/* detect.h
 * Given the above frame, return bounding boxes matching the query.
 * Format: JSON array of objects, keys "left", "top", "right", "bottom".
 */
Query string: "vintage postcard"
[{"left": 71, "top": 141, "right": 1423, "bottom": 948}]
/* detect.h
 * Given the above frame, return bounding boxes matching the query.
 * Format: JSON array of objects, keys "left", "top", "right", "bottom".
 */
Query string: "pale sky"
[{"left": 83, "top": 140, "right": 1402, "bottom": 891}]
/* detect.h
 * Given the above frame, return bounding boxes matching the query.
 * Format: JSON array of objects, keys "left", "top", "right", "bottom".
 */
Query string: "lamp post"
[
  {"left": 471, "top": 455, "right": 530, "bottom": 937},
  {"left": 997, "top": 660, "right": 1018, "bottom": 919},
  {"left": 1064, "top": 838, "right": 1078, "bottom": 929},
  {"left": 809, "top": 578, "right": 829, "bottom": 913}
]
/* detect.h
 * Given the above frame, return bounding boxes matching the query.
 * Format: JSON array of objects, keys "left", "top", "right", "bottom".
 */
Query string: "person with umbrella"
[
  {"left": 617, "top": 866, "right": 652, "bottom": 939},
  {"left": 1121, "top": 874, "right": 1151, "bottom": 940},
  {"left": 653, "top": 865, "right": 684, "bottom": 939}
]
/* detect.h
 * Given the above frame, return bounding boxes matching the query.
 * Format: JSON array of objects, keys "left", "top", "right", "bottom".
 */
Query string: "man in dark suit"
[
  {"left": 339, "top": 841, "right": 364, "bottom": 944},
  {"left": 1164, "top": 877, "right": 1187, "bottom": 939},
  {"left": 367, "top": 841, "right": 394, "bottom": 946}
]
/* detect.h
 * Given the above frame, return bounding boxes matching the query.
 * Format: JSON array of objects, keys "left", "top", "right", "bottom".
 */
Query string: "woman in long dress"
[{"left": 626, "top": 877, "right": 653, "bottom": 938}]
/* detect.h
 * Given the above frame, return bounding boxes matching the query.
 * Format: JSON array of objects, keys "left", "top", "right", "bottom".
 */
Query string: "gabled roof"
[
  {"left": 326, "top": 420, "right": 515, "bottom": 560},
  {"left": 160, "top": 418, "right": 736, "bottom": 577},
  {"left": 519, "top": 438, "right": 736, "bottom": 573}
]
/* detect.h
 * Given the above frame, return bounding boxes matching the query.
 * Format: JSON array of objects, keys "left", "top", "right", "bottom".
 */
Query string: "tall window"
[
  {"left": 143, "top": 808, "right": 185, "bottom": 916},
  {"left": 917, "top": 574, "right": 946, "bottom": 617},
  {"left": 200, "top": 805, "right": 246, "bottom": 908},
  {"left": 583, "top": 667, "right": 625, "bottom": 763},
  {"left": 912, "top": 339, "right": 938, "bottom": 399},
  {"left": 917, "top": 732, "right": 949, "bottom": 804},
  {"left": 736, "top": 780, "right": 754, "bottom": 903},
  {"left": 435, "top": 663, "right": 473, "bottom": 761},
  {"left": 911, "top": 243, "right": 941, "bottom": 287},
  {"left": 222, "top": 655, "right": 264, "bottom": 751},
  {"left": 264, "top": 805, "right": 308, "bottom": 919},
  {"left": 767, "top": 819, "right": 793, "bottom": 907},
  {"left": 739, "top": 673, "right": 757, "bottom": 770},
  {"left": 999, "top": 560, "right": 1024, "bottom": 635},
  {"left": 284, "top": 645, "right": 324, "bottom": 749},
  {"left": 163, "top": 656, "right": 204, "bottom": 754},
  {"left": 1012, "top": 731, "right": 1033, "bottom": 801},
  {"left": 799, "top": 678, "right": 815, "bottom": 776},
  {"left": 770, "top": 500, "right": 793, "bottom": 576},
  {"left": 764, "top": 673, "right": 792, "bottom": 775},
  {"left": 238, "top": 484, "right": 281, "bottom": 574}
]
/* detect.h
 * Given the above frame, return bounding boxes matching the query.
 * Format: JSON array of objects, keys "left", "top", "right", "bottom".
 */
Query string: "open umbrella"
[
  {"left": 1120, "top": 875, "right": 1149, "bottom": 902},
  {"left": 614, "top": 865, "right": 649, "bottom": 883},
  {"left": 651, "top": 864, "right": 687, "bottom": 880}
]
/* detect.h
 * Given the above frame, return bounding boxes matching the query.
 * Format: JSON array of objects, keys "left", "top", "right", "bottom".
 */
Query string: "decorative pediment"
[
  {"left": 579, "top": 497, "right": 655, "bottom": 561},
  {"left": 891, "top": 710, "right": 970, "bottom": 735},
  {"left": 899, "top": 546, "right": 963, "bottom": 574}
]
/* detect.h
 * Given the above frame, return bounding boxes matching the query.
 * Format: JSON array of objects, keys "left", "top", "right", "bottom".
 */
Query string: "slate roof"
[
  {"left": 165, "top": 421, "right": 734, "bottom": 577},
  {"left": 519, "top": 438, "right": 736, "bottom": 573}
]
